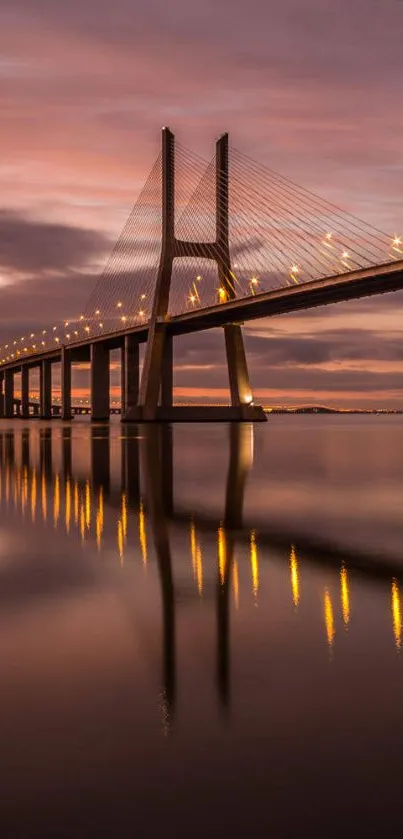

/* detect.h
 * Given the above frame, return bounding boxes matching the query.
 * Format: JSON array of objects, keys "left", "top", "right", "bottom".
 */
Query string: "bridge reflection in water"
[{"left": 0, "top": 422, "right": 402, "bottom": 729}]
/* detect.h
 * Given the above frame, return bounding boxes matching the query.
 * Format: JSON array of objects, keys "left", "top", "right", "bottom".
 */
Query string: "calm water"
[{"left": 1, "top": 416, "right": 403, "bottom": 837}]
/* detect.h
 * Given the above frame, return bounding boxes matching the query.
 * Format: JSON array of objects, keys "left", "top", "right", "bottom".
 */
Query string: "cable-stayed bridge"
[{"left": 0, "top": 127, "right": 402, "bottom": 421}]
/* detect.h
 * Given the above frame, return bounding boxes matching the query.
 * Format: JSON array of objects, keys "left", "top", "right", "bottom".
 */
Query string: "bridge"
[{"left": 0, "top": 128, "right": 401, "bottom": 422}]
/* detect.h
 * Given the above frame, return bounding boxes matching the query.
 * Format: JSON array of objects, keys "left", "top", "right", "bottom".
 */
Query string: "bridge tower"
[{"left": 124, "top": 127, "right": 266, "bottom": 422}]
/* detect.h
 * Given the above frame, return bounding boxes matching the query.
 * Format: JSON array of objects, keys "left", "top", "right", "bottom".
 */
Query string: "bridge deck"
[{"left": 1, "top": 258, "right": 403, "bottom": 372}]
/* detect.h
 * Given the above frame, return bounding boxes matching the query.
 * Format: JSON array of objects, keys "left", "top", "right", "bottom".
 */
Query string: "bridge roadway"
[{"left": 1, "top": 257, "right": 403, "bottom": 373}]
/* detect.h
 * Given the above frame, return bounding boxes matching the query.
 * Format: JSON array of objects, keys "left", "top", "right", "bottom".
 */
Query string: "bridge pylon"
[{"left": 124, "top": 127, "right": 266, "bottom": 422}]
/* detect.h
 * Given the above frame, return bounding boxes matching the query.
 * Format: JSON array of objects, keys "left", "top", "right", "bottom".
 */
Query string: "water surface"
[{"left": 0, "top": 416, "right": 402, "bottom": 837}]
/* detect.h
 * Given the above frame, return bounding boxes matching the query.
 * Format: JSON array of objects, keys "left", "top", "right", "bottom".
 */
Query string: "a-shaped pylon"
[{"left": 125, "top": 127, "right": 266, "bottom": 422}]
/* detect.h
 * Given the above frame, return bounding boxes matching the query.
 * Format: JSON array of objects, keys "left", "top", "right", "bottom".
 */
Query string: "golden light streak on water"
[
  {"left": 340, "top": 564, "right": 350, "bottom": 626},
  {"left": 218, "top": 525, "right": 226, "bottom": 584},
  {"left": 139, "top": 501, "right": 147, "bottom": 566},
  {"left": 121, "top": 493, "right": 127, "bottom": 542},
  {"left": 117, "top": 519, "right": 124, "bottom": 566},
  {"left": 74, "top": 481, "right": 79, "bottom": 526},
  {"left": 41, "top": 472, "right": 47, "bottom": 522},
  {"left": 250, "top": 530, "right": 259, "bottom": 601},
  {"left": 324, "top": 588, "right": 335, "bottom": 650},
  {"left": 391, "top": 579, "right": 402, "bottom": 650},
  {"left": 65, "top": 478, "right": 71, "bottom": 533},
  {"left": 53, "top": 474, "right": 60, "bottom": 528},
  {"left": 190, "top": 519, "right": 197, "bottom": 578},
  {"left": 239, "top": 423, "right": 254, "bottom": 471},
  {"left": 233, "top": 559, "right": 239, "bottom": 610},
  {"left": 79, "top": 500, "right": 85, "bottom": 542},
  {"left": 290, "top": 545, "right": 300, "bottom": 607},
  {"left": 85, "top": 481, "right": 91, "bottom": 530},
  {"left": 96, "top": 487, "right": 104, "bottom": 551},
  {"left": 22, "top": 466, "right": 28, "bottom": 515},
  {"left": 196, "top": 545, "right": 203, "bottom": 596},
  {"left": 30, "top": 469, "right": 36, "bottom": 522}
]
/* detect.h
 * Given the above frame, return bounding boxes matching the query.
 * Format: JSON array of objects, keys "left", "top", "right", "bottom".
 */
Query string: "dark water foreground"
[{"left": 0, "top": 415, "right": 403, "bottom": 838}]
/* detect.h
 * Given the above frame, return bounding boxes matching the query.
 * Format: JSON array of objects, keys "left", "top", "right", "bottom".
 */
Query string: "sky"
[{"left": 1, "top": 0, "right": 403, "bottom": 407}]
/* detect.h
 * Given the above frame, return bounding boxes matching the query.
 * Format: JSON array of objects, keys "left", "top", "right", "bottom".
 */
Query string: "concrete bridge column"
[
  {"left": 160, "top": 334, "right": 173, "bottom": 408},
  {"left": 224, "top": 323, "right": 253, "bottom": 409},
  {"left": 121, "top": 335, "right": 139, "bottom": 417},
  {"left": 90, "top": 342, "right": 110, "bottom": 421},
  {"left": 40, "top": 359, "right": 52, "bottom": 419},
  {"left": 4, "top": 370, "right": 14, "bottom": 418},
  {"left": 21, "top": 366, "right": 30, "bottom": 418},
  {"left": 61, "top": 347, "right": 72, "bottom": 421}
]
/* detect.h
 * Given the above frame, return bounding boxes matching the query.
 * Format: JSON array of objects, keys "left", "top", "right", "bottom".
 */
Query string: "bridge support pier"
[
  {"left": 4, "top": 370, "right": 14, "bottom": 418},
  {"left": 61, "top": 348, "right": 72, "bottom": 421},
  {"left": 40, "top": 360, "right": 52, "bottom": 419},
  {"left": 91, "top": 343, "right": 110, "bottom": 421},
  {"left": 161, "top": 333, "right": 173, "bottom": 408},
  {"left": 21, "top": 366, "right": 30, "bottom": 418},
  {"left": 121, "top": 335, "right": 139, "bottom": 417},
  {"left": 224, "top": 323, "right": 256, "bottom": 414}
]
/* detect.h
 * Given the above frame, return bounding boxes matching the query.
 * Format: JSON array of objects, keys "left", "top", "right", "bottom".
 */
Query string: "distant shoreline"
[{"left": 264, "top": 407, "right": 403, "bottom": 415}]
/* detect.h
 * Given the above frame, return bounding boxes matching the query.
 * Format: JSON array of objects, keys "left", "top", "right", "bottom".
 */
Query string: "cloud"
[
  {"left": 172, "top": 325, "right": 403, "bottom": 406},
  {"left": 0, "top": 211, "right": 107, "bottom": 276},
  {"left": 244, "top": 329, "right": 403, "bottom": 366},
  {"left": 174, "top": 324, "right": 403, "bottom": 369}
]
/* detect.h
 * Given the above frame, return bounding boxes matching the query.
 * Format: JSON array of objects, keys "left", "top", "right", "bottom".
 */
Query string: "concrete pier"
[
  {"left": 224, "top": 323, "right": 253, "bottom": 407},
  {"left": 161, "top": 333, "right": 173, "bottom": 408},
  {"left": 121, "top": 335, "right": 139, "bottom": 417},
  {"left": 21, "top": 366, "right": 30, "bottom": 418},
  {"left": 61, "top": 348, "right": 72, "bottom": 421},
  {"left": 90, "top": 343, "right": 110, "bottom": 421},
  {"left": 4, "top": 370, "right": 14, "bottom": 418},
  {"left": 40, "top": 360, "right": 52, "bottom": 419}
]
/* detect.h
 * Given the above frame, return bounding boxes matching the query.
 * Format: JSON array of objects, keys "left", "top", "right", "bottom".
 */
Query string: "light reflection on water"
[{"left": 0, "top": 416, "right": 403, "bottom": 836}]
